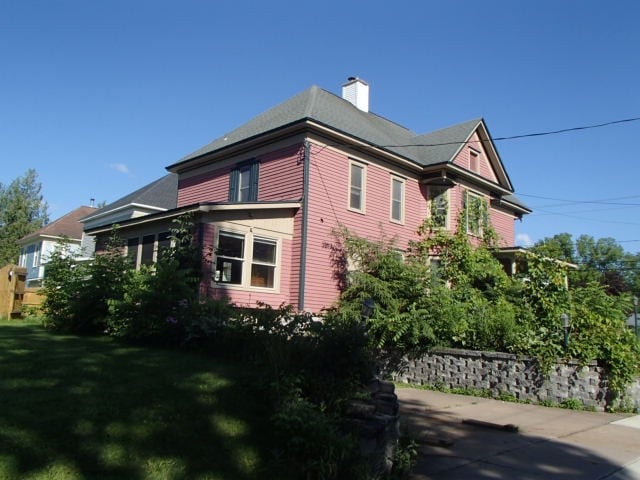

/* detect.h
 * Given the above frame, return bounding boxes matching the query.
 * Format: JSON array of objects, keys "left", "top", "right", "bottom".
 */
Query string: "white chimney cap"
[{"left": 342, "top": 77, "right": 369, "bottom": 112}]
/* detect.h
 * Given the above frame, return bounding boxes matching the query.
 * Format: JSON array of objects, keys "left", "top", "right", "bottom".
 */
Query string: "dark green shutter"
[
  {"left": 228, "top": 168, "right": 239, "bottom": 201},
  {"left": 249, "top": 160, "right": 259, "bottom": 201}
]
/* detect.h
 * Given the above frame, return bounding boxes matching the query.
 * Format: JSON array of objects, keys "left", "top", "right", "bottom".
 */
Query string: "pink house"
[{"left": 84, "top": 78, "right": 530, "bottom": 312}]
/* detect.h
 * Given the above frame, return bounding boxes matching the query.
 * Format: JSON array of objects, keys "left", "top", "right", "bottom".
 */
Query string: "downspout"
[{"left": 298, "top": 140, "right": 311, "bottom": 310}]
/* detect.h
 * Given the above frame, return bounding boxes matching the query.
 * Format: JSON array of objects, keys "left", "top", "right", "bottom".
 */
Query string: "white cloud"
[
  {"left": 516, "top": 233, "right": 533, "bottom": 247},
  {"left": 109, "top": 163, "right": 130, "bottom": 174}
]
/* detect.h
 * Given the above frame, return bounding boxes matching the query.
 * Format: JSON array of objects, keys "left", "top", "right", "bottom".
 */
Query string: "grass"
[{"left": 0, "top": 319, "right": 273, "bottom": 480}]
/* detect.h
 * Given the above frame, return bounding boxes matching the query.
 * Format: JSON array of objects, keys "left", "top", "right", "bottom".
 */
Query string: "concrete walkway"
[{"left": 397, "top": 387, "right": 640, "bottom": 479}]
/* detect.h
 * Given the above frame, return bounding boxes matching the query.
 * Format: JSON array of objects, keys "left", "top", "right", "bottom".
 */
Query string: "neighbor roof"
[
  {"left": 83, "top": 173, "right": 178, "bottom": 221},
  {"left": 167, "top": 86, "right": 483, "bottom": 171},
  {"left": 19, "top": 206, "right": 98, "bottom": 244}
]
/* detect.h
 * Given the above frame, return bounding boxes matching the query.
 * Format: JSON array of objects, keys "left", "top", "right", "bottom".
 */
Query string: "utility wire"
[{"left": 373, "top": 116, "right": 640, "bottom": 148}]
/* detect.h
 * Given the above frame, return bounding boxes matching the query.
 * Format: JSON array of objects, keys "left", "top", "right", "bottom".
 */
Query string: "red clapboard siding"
[
  {"left": 258, "top": 144, "right": 305, "bottom": 201},
  {"left": 178, "top": 168, "right": 230, "bottom": 207},
  {"left": 177, "top": 144, "right": 305, "bottom": 207},
  {"left": 302, "top": 144, "right": 429, "bottom": 312}
]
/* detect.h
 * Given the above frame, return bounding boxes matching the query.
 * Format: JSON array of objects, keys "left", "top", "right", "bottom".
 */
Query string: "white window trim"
[
  {"left": 465, "top": 190, "right": 487, "bottom": 237},
  {"left": 32, "top": 245, "right": 40, "bottom": 268},
  {"left": 214, "top": 228, "right": 281, "bottom": 292},
  {"left": 390, "top": 176, "right": 405, "bottom": 224},
  {"left": 348, "top": 160, "right": 367, "bottom": 214},
  {"left": 428, "top": 186, "right": 450, "bottom": 230},
  {"left": 126, "top": 232, "right": 171, "bottom": 269}
]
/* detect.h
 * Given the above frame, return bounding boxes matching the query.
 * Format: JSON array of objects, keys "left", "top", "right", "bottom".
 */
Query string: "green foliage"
[
  {"left": 334, "top": 221, "right": 640, "bottom": 396},
  {"left": 271, "top": 392, "right": 364, "bottom": 480},
  {"left": 388, "top": 433, "right": 419, "bottom": 480},
  {"left": 532, "top": 232, "right": 639, "bottom": 297},
  {"left": 0, "top": 169, "right": 49, "bottom": 265},
  {"left": 560, "top": 398, "right": 585, "bottom": 410},
  {"left": 106, "top": 214, "right": 203, "bottom": 345},
  {"left": 216, "top": 303, "right": 376, "bottom": 479},
  {"left": 41, "top": 230, "right": 131, "bottom": 334}
]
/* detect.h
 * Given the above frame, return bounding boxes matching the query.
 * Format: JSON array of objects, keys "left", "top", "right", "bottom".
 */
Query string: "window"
[
  {"left": 126, "top": 232, "right": 170, "bottom": 268},
  {"left": 465, "top": 191, "right": 488, "bottom": 236},
  {"left": 127, "top": 238, "right": 140, "bottom": 266},
  {"left": 157, "top": 232, "right": 171, "bottom": 260},
  {"left": 349, "top": 162, "right": 365, "bottom": 211},
  {"left": 470, "top": 150, "right": 480, "bottom": 173},
  {"left": 216, "top": 232, "right": 245, "bottom": 284},
  {"left": 229, "top": 159, "right": 259, "bottom": 202},
  {"left": 251, "top": 238, "right": 276, "bottom": 288},
  {"left": 33, "top": 245, "right": 40, "bottom": 268},
  {"left": 215, "top": 230, "right": 278, "bottom": 289},
  {"left": 428, "top": 186, "right": 449, "bottom": 228},
  {"left": 390, "top": 176, "right": 405, "bottom": 222},
  {"left": 141, "top": 235, "right": 155, "bottom": 266}
]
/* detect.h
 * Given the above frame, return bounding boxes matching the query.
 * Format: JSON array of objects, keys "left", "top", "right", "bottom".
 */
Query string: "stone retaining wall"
[
  {"left": 347, "top": 379, "right": 400, "bottom": 476},
  {"left": 395, "top": 348, "right": 640, "bottom": 412}
]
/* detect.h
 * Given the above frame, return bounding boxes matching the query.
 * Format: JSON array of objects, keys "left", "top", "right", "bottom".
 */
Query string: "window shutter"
[
  {"left": 249, "top": 160, "right": 259, "bottom": 201},
  {"left": 228, "top": 168, "right": 239, "bottom": 201}
]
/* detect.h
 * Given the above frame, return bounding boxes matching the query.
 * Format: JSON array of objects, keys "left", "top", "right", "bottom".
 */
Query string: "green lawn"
[{"left": 0, "top": 320, "right": 272, "bottom": 480}]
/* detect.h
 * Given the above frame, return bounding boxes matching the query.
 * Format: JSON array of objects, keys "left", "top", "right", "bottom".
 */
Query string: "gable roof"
[
  {"left": 167, "top": 85, "right": 527, "bottom": 210},
  {"left": 19, "top": 206, "right": 98, "bottom": 244},
  {"left": 82, "top": 173, "right": 178, "bottom": 223}
]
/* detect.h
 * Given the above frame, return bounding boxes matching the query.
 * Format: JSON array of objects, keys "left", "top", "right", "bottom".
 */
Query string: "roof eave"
[
  {"left": 84, "top": 201, "right": 302, "bottom": 235},
  {"left": 167, "top": 118, "right": 426, "bottom": 175}
]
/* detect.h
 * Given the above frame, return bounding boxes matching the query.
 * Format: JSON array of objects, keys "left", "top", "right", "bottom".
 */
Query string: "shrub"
[{"left": 41, "top": 231, "right": 132, "bottom": 334}]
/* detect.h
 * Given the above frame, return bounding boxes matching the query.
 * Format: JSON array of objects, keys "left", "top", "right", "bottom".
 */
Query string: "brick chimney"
[{"left": 342, "top": 77, "right": 369, "bottom": 112}]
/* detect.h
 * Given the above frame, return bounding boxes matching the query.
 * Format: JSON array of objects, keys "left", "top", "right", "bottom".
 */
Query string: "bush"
[{"left": 41, "top": 233, "right": 130, "bottom": 333}]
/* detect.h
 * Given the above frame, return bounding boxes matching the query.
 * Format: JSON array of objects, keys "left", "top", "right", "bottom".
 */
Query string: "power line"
[
  {"left": 492, "top": 117, "right": 640, "bottom": 142},
  {"left": 518, "top": 193, "right": 640, "bottom": 206},
  {"left": 375, "top": 116, "right": 640, "bottom": 148}
]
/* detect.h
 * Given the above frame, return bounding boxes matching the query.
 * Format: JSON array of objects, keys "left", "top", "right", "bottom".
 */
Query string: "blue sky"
[{"left": 1, "top": 1, "right": 639, "bottom": 251}]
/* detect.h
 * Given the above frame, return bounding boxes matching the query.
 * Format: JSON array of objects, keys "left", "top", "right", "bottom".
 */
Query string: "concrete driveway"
[{"left": 397, "top": 387, "right": 640, "bottom": 479}]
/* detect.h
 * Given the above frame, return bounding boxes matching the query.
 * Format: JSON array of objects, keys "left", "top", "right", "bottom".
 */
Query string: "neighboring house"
[
  {"left": 84, "top": 78, "right": 531, "bottom": 312},
  {"left": 18, "top": 205, "right": 98, "bottom": 287}
]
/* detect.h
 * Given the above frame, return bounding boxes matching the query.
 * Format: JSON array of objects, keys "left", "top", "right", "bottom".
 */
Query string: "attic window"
[{"left": 469, "top": 150, "right": 480, "bottom": 173}]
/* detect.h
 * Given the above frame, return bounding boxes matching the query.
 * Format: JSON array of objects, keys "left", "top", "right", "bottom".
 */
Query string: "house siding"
[
  {"left": 173, "top": 132, "right": 521, "bottom": 313},
  {"left": 490, "top": 208, "right": 516, "bottom": 247},
  {"left": 452, "top": 132, "right": 498, "bottom": 183},
  {"left": 177, "top": 144, "right": 304, "bottom": 207},
  {"left": 178, "top": 168, "right": 230, "bottom": 206},
  {"left": 302, "top": 144, "right": 428, "bottom": 312},
  {"left": 257, "top": 144, "right": 305, "bottom": 201}
]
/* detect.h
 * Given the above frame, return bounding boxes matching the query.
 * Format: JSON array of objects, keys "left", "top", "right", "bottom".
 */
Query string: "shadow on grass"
[{"left": 0, "top": 321, "right": 272, "bottom": 479}]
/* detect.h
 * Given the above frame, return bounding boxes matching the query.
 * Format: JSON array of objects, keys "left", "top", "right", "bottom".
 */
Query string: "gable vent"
[{"left": 342, "top": 77, "right": 369, "bottom": 112}]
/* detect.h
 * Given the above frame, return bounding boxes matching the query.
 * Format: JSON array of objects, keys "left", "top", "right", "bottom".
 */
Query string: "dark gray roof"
[
  {"left": 502, "top": 194, "right": 531, "bottom": 212},
  {"left": 167, "top": 86, "right": 527, "bottom": 210},
  {"left": 169, "top": 86, "right": 482, "bottom": 169},
  {"left": 91, "top": 173, "right": 178, "bottom": 215}
]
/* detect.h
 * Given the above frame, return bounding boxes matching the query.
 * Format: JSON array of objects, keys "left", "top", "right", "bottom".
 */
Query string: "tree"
[
  {"left": 0, "top": 169, "right": 49, "bottom": 265},
  {"left": 533, "top": 233, "right": 633, "bottom": 295},
  {"left": 531, "top": 233, "right": 575, "bottom": 263}
]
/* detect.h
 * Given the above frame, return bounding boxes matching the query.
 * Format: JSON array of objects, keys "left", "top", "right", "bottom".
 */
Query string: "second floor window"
[
  {"left": 229, "top": 159, "right": 259, "bottom": 202},
  {"left": 391, "top": 176, "right": 405, "bottom": 222},
  {"left": 465, "top": 191, "right": 489, "bottom": 236},
  {"left": 428, "top": 186, "right": 449, "bottom": 228},
  {"left": 349, "top": 162, "right": 365, "bottom": 212}
]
